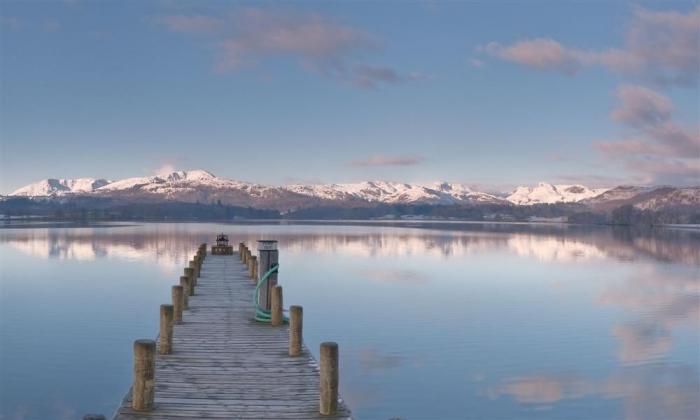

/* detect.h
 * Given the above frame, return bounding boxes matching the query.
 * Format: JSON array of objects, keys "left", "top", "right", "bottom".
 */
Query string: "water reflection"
[
  {"left": 493, "top": 364, "right": 699, "bottom": 420},
  {"left": 2, "top": 222, "right": 698, "bottom": 264},
  {"left": 0, "top": 222, "right": 698, "bottom": 419},
  {"left": 489, "top": 260, "right": 699, "bottom": 419}
]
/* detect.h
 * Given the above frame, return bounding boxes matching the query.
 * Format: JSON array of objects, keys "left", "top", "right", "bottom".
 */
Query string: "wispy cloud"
[
  {"left": 154, "top": 8, "right": 409, "bottom": 89},
  {"left": 481, "top": 6, "right": 700, "bottom": 85},
  {"left": 153, "top": 14, "right": 223, "bottom": 34},
  {"left": 596, "top": 85, "right": 699, "bottom": 184},
  {"left": 348, "top": 154, "right": 425, "bottom": 167}
]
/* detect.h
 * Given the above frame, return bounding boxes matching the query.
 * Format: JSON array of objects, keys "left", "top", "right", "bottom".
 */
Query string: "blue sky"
[{"left": 0, "top": 1, "right": 698, "bottom": 193}]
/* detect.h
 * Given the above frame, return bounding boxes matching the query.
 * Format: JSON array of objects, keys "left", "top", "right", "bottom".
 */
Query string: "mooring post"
[
  {"left": 257, "top": 240, "right": 278, "bottom": 311},
  {"left": 172, "top": 285, "right": 183, "bottom": 323},
  {"left": 159, "top": 304, "right": 174, "bottom": 355},
  {"left": 249, "top": 255, "right": 258, "bottom": 280},
  {"left": 189, "top": 260, "right": 197, "bottom": 285},
  {"left": 184, "top": 267, "right": 195, "bottom": 296},
  {"left": 132, "top": 339, "right": 155, "bottom": 411},
  {"left": 252, "top": 256, "right": 258, "bottom": 281},
  {"left": 179, "top": 276, "right": 189, "bottom": 309},
  {"left": 320, "top": 342, "right": 339, "bottom": 415},
  {"left": 289, "top": 305, "right": 303, "bottom": 356},
  {"left": 194, "top": 255, "right": 202, "bottom": 276},
  {"left": 239, "top": 242, "right": 244, "bottom": 259},
  {"left": 271, "top": 285, "right": 283, "bottom": 326}
]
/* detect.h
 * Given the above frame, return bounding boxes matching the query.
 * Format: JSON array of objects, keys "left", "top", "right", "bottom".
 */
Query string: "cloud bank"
[{"left": 482, "top": 6, "right": 699, "bottom": 86}]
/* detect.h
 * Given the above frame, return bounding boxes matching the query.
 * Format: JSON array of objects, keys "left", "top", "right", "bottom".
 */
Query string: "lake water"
[{"left": 0, "top": 222, "right": 698, "bottom": 420}]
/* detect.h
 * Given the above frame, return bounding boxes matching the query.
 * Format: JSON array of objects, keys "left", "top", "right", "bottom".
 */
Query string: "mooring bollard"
[
  {"left": 250, "top": 255, "right": 257, "bottom": 280},
  {"left": 172, "top": 285, "right": 183, "bottom": 323},
  {"left": 320, "top": 342, "right": 339, "bottom": 415},
  {"left": 189, "top": 261, "right": 197, "bottom": 285},
  {"left": 271, "top": 285, "right": 283, "bottom": 326},
  {"left": 194, "top": 255, "right": 202, "bottom": 277},
  {"left": 289, "top": 305, "right": 303, "bottom": 356},
  {"left": 184, "top": 268, "right": 195, "bottom": 296},
  {"left": 252, "top": 256, "right": 258, "bottom": 281},
  {"left": 159, "top": 304, "right": 174, "bottom": 355},
  {"left": 179, "top": 276, "right": 190, "bottom": 309},
  {"left": 132, "top": 339, "right": 155, "bottom": 411}
]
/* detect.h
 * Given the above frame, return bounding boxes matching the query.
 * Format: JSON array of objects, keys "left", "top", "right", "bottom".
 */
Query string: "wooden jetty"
[{"left": 111, "top": 241, "right": 352, "bottom": 420}]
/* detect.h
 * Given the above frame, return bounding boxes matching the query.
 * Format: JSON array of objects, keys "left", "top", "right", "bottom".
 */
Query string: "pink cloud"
[
  {"left": 484, "top": 38, "right": 581, "bottom": 74},
  {"left": 596, "top": 85, "right": 699, "bottom": 184},
  {"left": 611, "top": 85, "right": 673, "bottom": 127},
  {"left": 348, "top": 154, "right": 425, "bottom": 167},
  {"left": 482, "top": 6, "right": 699, "bottom": 85}
]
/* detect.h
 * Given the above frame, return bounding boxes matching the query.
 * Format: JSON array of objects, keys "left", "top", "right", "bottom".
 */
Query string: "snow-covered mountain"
[
  {"left": 11, "top": 178, "right": 111, "bottom": 197},
  {"left": 10, "top": 171, "right": 695, "bottom": 214},
  {"left": 285, "top": 181, "right": 505, "bottom": 205},
  {"left": 506, "top": 182, "right": 609, "bottom": 205},
  {"left": 583, "top": 186, "right": 700, "bottom": 211}
]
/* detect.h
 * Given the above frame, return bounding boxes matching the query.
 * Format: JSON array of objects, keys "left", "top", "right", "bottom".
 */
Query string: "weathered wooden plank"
[{"left": 113, "top": 251, "right": 351, "bottom": 420}]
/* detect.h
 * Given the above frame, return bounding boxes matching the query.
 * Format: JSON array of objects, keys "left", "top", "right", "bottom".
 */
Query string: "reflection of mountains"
[
  {"left": 0, "top": 226, "right": 208, "bottom": 273},
  {"left": 1, "top": 223, "right": 698, "bottom": 265}
]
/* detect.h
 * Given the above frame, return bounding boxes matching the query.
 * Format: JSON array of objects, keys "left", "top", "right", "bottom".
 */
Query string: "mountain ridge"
[{"left": 7, "top": 169, "right": 699, "bottom": 213}]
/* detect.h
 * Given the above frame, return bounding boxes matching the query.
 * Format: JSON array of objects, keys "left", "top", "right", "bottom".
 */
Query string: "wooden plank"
[{"left": 113, "top": 252, "right": 352, "bottom": 420}]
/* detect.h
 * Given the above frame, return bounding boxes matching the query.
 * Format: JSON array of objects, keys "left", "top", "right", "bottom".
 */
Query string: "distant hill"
[{"left": 4, "top": 169, "right": 699, "bottom": 224}]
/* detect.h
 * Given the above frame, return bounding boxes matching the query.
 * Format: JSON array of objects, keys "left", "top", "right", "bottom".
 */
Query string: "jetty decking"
[{"left": 113, "top": 245, "right": 351, "bottom": 419}]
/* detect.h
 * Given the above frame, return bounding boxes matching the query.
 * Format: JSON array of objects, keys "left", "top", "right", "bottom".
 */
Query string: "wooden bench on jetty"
[{"left": 111, "top": 239, "right": 352, "bottom": 419}]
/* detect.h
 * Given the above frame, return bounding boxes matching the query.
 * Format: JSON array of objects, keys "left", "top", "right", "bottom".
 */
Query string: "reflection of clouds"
[
  {"left": 356, "top": 349, "right": 403, "bottom": 373},
  {"left": 612, "top": 321, "right": 673, "bottom": 364},
  {"left": 599, "top": 266, "right": 699, "bottom": 364},
  {"left": 493, "top": 365, "right": 699, "bottom": 420},
  {"left": 496, "top": 373, "right": 592, "bottom": 404},
  {"left": 492, "top": 264, "right": 699, "bottom": 419},
  {"left": 359, "top": 269, "right": 429, "bottom": 284}
]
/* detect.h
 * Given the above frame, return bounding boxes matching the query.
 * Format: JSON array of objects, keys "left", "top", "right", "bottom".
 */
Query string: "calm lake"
[{"left": 0, "top": 222, "right": 698, "bottom": 420}]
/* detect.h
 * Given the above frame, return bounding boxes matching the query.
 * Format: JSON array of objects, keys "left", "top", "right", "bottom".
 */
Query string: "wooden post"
[
  {"left": 132, "top": 339, "right": 155, "bottom": 411},
  {"left": 189, "top": 261, "right": 197, "bottom": 285},
  {"left": 172, "top": 285, "right": 183, "bottom": 323},
  {"left": 194, "top": 255, "right": 202, "bottom": 276},
  {"left": 250, "top": 255, "right": 257, "bottom": 280},
  {"left": 289, "top": 305, "right": 303, "bottom": 356},
  {"left": 184, "top": 268, "right": 195, "bottom": 296},
  {"left": 271, "top": 285, "right": 283, "bottom": 326},
  {"left": 319, "top": 342, "right": 339, "bottom": 415},
  {"left": 159, "top": 304, "right": 174, "bottom": 355},
  {"left": 252, "top": 256, "right": 258, "bottom": 282},
  {"left": 179, "top": 276, "right": 189, "bottom": 309}
]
